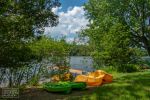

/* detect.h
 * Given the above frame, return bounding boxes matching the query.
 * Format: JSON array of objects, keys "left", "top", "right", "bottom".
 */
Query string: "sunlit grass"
[{"left": 66, "top": 71, "right": 150, "bottom": 100}]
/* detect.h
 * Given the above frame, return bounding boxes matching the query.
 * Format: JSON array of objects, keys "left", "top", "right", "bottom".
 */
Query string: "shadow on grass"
[
  {"left": 19, "top": 72, "right": 150, "bottom": 100},
  {"left": 66, "top": 72, "right": 150, "bottom": 100},
  {"left": 19, "top": 86, "right": 97, "bottom": 100}
]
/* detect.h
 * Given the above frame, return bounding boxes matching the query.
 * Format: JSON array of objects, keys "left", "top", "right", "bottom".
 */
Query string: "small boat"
[
  {"left": 66, "top": 82, "right": 86, "bottom": 90},
  {"left": 43, "top": 82, "right": 72, "bottom": 94},
  {"left": 43, "top": 82, "right": 87, "bottom": 94},
  {"left": 74, "top": 70, "right": 113, "bottom": 86}
]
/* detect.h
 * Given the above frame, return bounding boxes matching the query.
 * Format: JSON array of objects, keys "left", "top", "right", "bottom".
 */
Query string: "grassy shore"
[
  {"left": 20, "top": 70, "right": 150, "bottom": 100},
  {"left": 66, "top": 70, "right": 150, "bottom": 100}
]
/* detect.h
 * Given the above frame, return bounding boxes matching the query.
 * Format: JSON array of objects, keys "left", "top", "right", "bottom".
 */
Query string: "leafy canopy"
[
  {"left": 82, "top": 0, "right": 147, "bottom": 67},
  {"left": 0, "top": 0, "right": 61, "bottom": 68}
]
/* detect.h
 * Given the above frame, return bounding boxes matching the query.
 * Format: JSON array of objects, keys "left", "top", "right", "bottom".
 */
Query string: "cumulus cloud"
[
  {"left": 45, "top": 6, "right": 89, "bottom": 42},
  {"left": 51, "top": 7, "right": 62, "bottom": 14}
]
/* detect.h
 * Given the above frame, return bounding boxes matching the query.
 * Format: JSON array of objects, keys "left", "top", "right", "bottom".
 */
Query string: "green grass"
[{"left": 66, "top": 70, "right": 150, "bottom": 100}]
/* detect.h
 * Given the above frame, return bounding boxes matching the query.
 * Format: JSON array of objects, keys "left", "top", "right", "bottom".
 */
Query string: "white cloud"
[
  {"left": 51, "top": 7, "right": 62, "bottom": 14},
  {"left": 45, "top": 6, "right": 89, "bottom": 42}
]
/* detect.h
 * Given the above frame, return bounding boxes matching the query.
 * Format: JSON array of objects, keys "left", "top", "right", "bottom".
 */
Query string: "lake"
[{"left": 69, "top": 56, "right": 94, "bottom": 71}]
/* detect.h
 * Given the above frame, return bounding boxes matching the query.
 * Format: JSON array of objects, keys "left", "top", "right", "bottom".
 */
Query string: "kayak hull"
[
  {"left": 43, "top": 82, "right": 87, "bottom": 94},
  {"left": 69, "top": 82, "right": 86, "bottom": 90},
  {"left": 43, "top": 82, "right": 71, "bottom": 94}
]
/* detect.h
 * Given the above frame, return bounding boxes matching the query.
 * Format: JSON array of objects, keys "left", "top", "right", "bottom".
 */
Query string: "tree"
[
  {"left": 84, "top": 0, "right": 150, "bottom": 56},
  {"left": 82, "top": 0, "right": 144, "bottom": 67},
  {"left": 29, "top": 37, "right": 70, "bottom": 64},
  {"left": 0, "top": 0, "right": 61, "bottom": 87},
  {"left": 0, "top": 0, "right": 61, "bottom": 68},
  {"left": 68, "top": 39, "right": 93, "bottom": 56}
]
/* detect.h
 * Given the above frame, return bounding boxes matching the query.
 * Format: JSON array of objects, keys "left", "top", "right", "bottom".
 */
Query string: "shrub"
[
  {"left": 98, "top": 66, "right": 117, "bottom": 73},
  {"left": 117, "top": 64, "right": 140, "bottom": 73}
]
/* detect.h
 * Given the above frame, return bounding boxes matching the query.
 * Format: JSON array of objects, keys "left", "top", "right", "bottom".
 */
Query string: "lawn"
[
  {"left": 66, "top": 70, "right": 150, "bottom": 100},
  {"left": 20, "top": 70, "right": 150, "bottom": 100}
]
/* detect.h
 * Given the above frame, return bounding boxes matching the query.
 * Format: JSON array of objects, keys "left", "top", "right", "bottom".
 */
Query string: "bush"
[
  {"left": 96, "top": 64, "right": 140, "bottom": 73},
  {"left": 143, "top": 61, "right": 150, "bottom": 69},
  {"left": 98, "top": 66, "right": 117, "bottom": 73},
  {"left": 117, "top": 64, "right": 140, "bottom": 73}
]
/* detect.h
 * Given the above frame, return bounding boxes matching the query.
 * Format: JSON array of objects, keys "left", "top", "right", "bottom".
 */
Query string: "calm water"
[{"left": 70, "top": 56, "right": 94, "bottom": 71}]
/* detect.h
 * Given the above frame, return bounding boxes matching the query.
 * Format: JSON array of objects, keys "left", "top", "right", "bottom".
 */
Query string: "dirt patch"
[{"left": 19, "top": 87, "right": 97, "bottom": 100}]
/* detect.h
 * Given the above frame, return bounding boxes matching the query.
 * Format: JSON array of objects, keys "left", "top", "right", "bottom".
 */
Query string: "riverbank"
[
  {"left": 19, "top": 86, "right": 97, "bottom": 100},
  {"left": 18, "top": 70, "right": 150, "bottom": 100}
]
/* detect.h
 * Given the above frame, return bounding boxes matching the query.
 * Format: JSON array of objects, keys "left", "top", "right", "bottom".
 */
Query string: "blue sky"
[
  {"left": 60, "top": 0, "right": 88, "bottom": 12},
  {"left": 45, "top": 0, "right": 89, "bottom": 43}
]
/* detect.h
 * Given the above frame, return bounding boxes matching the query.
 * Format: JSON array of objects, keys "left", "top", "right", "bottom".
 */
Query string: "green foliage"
[
  {"left": 84, "top": 0, "right": 150, "bottom": 55},
  {"left": 69, "top": 43, "right": 93, "bottom": 56},
  {"left": 98, "top": 66, "right": 118, "bottom": 73},
  {"left": 97, "top": 64, "right": 140, "bottom": 73},
  {"left": 0, "top": 0, "right": 61, "bottom": 68},
  {"left": 0, "top": 35, "right": 71, "bottom": 87},
  {"left": 29, "top": 37, "right": 69, "bottom": 61},
  {"left": 86, "top": 22, "right": 141, "bottom": 67},
  {"left": 117, "top": 64, "right": 140, "bottom": 73},
  {"left": 82, "top": 0, "right": 147, "bottom": 70},
  {"left": 0, "top": 1, "right": 64, "bottom": 87}
]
